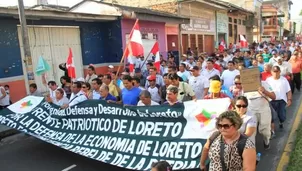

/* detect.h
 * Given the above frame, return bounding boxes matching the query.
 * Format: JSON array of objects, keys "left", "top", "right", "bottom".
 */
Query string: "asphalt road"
[{"left": 0, "top": 92, "right": 301, "bottom": 171}]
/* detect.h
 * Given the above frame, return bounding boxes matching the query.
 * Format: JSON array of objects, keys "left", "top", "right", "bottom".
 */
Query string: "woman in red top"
[
  {"left": 289, "top": 51, "right": 302, "bottom": 92},
  {"left": 261, "top": 63, "right": 272, "bottom": 81}
]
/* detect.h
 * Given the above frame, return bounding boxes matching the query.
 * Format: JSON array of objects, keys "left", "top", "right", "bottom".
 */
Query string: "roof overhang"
[
  {"left": 128, "top": 12, "right": 190, "bottom": 24},
  {"left": 0, "top": 7, "right": 118, "bottom": 21}
]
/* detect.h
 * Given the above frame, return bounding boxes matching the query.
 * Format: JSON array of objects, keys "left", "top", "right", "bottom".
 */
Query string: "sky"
[{"left": 291, "top": 0, "right": 302, "bottom": 21}]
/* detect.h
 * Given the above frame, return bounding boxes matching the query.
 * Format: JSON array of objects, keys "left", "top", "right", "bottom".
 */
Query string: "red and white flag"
[
  {"left": 150, "top": 41, "right": 160, "bottom": 71},
  {"left": 124, "top": 20, "right": 144, "bottom": 72},
  {"left": 66, "top": 48, "right": 76, "bottom": 79},
  {"left": 240, "top": 35, "right": 248, "bottom": 48}
]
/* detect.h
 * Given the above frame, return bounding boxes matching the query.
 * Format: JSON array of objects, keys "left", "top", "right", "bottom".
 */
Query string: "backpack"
[{"left": 209, "top": 131, "right": 248, "bottom": 160}]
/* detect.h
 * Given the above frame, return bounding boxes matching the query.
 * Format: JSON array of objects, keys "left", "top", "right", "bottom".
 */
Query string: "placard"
[{"left": 240, "top": 68, "right": 261, "bottom": 92}]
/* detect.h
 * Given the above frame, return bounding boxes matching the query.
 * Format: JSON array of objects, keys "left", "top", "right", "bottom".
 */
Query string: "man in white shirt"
[
  {"left": 221, "top": 61, "right": 240, "bottom": 90},
  {"left": 189, "top": 66, "right": 209, "bottom": 99},
  {"left": 48, "top": 81, "right": 66, "bottom": 99},
  {"left": 63, "top": 81, "right": 88, "bottom": 108},
  {"left": 137, "top": 90, "right": 159, "bottom": 106},
  {"left": 0, "top": 85, "right": 10, "bottom": 109},
  {"left": 201, "top": 59, "right": 220, "bottom": 80},
  {"left": 273, "top": 57, "right": 292, "bottom": 78},
  {"left": 91, "top": 78, "right": 102, "bottom": 99},
  {"left": 266, "top": 65, "right": 292, "bottom": 130},
  {"left": 268, "top": 51, "right": 279, "bottom": 66}
]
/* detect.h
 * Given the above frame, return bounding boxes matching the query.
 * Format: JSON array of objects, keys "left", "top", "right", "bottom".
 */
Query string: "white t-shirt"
[
  {"left": 49, "top": 87, "right": 66, "bottom": 100},
  {"left": 188, "top": 75, "right": 209, "bottom": 99},
  {"left": 274, "top": 62, "right": 292, "bottom": 76},
  {"left": 69, "top": 91, "right": 88, "bottom": 107},
  {"left": 53, "top": 96, "right": 69, "bottom": 106},
  {"left": 137, "top": 100, "right": 159, "bottom": 106},
  {"left": 201, "top": 68, "right": 220, "bottom": 80},
  {"left": 266, "top": 76, "right": 291, "bottom": 103},
  {"left": 221, "top": 69, "right": 240, "bottom": 90},
  {"left": 244, "top": 81, "right": 273, "bottom": 108},
  {"left": 239, "top": 111, "right": 257, "bottom": 145},
  {"left": 147, "top": 86, "right": 161, "bottom": 103}
]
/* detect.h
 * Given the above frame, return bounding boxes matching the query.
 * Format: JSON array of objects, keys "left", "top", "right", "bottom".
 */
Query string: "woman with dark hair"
[
  {"left": 151, "top": 161, "right": 172, "bottom": 171},
  {"left": 85, "top": 65, "right": 98, "bottom": 84},
  {"left": 235, "top": 96, "right": 257, "bottom": 144},
  {"left": 200, "top": 111, "right": 256, "bottom": 171},
  {"left": 59, "top": 63, "right": 69, "bottom": 77},
  {"left": 60, "top": 76, "right": 72, "bottom": 99},
  {"left": 81, "top": 82, "right": 92, "bottom": 99}
]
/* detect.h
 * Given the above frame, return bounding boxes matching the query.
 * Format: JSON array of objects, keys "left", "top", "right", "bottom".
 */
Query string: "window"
[
  {"left": 229, "top": 24, "right": 233, "bottom": 37},
  {"left": 242, "top": 20, "right": 246, "bottom": 25},
  {"left": 238, "top": 19, "right": 241, "bottom": 25},
  {"left": 234, "top": 19, "right": 237, "bottom": 24},
  {"left": 229, "top": 17, "right": 232, "bottom": 22}
]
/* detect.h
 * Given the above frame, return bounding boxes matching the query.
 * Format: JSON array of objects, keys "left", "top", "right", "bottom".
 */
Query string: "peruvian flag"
[
  {"left": 219, "top": 39, "right": 226, "bottom": 52},
  {"left": 66, "top": 48, "right": 76, "bottom": 79},
  {"left": 150, "top": 41, "right": 160, "bottom": 71},
  {"left": 240, "top": 35, "right": 248, "bottom": 48},
  {"left": 125, "top": 20, "right": 144, "bottom": 72}
]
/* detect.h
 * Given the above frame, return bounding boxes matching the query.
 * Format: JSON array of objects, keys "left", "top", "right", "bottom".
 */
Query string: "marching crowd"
[{"left": 0, "top": 40, "right": 302, "bottom": 171}]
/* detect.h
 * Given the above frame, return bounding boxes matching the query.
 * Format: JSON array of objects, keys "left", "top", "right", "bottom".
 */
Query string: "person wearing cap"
[
  {"left": 180, "top": 54, "right": 188, "bottom": 64},
  {"left": 134, "top": 68, "right": 146, "bottom": 87},
  {"left": 188, "top": 66, "right": 209, "bottom": 99},
  {"left": 204, "top": 80, "right": 233, "bottom": 109},
  {"left": 145, "top": 67, "right": 164, "bottom": 89},
  {"left": 168, "top": 73, "right": 195, "bottom": 102},
  {"left": 273, "top": 56, "right": 292, "bottom": 80},
  {"left": 187, "top": 56, "right": 196, "bottom": 69},
  {"left": 137, "top": 90, "right": 159, "bottom": 106},
  {"left": 146, "top": 75, "right": 161, "bottom": 104},
  {"left": 201, "top": 59, "right": 220, "bottom": 80},
  {"left": 268, "top": 51, "right": 279, "bottom": 66},
  {"left": 108, "top": 65, "right": 114, "bottom": 73}
]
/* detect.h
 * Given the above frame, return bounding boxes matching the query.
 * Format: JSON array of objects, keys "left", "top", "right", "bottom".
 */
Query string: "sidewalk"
[{"left": 256, "top": 91, "right": 302, "bottom": 171}]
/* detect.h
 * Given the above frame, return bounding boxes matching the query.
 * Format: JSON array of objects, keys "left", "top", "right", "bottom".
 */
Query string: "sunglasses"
[
  {"left": 235, "top": 82, "right": 241, "bottom": 85},
  {"left": 217, "top": 124, "right": 233, "bottom": 129},
  {"left": 273, "top": 70, "right": 279, "bottom": 73},
  {"left": 82, "top": 86, "right": 87, "bottom": 88},
  {"left": 236, "top": 104, "right": 247, "bottom": 108}
]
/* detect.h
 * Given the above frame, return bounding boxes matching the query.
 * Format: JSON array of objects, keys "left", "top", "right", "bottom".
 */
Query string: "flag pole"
[
  {"left": 116, "top": 19, "right": 139, "bottom": 76},
  {"left": 139, "top": 51, "right": 152, "bottom": 70}
]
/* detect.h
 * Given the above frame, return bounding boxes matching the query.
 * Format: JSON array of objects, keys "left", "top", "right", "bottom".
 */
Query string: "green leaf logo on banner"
[{"left": 35, "top": 56, "right": 51, "bottom": 76}]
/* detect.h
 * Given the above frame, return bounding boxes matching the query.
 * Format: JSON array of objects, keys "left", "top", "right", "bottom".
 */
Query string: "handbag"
[{"left": 181, "top": 82, "right": 192, "bottom": 102}]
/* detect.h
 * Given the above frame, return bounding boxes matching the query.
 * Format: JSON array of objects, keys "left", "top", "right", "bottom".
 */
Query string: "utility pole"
[{"left": 17, "top": 0, "right": 35, "bottom": 86}]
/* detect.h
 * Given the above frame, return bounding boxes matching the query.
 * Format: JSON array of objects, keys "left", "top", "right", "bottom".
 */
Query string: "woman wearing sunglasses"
[
  {"left": 200, "top": 111, "right": 256, "bottom": 171},
  {"left": 81, "top": 82, "right": 92, "bottom": 99},
  {"left": 229, "top": 75, "right": 244, "bottom": 98},
  {"left": 235, "top": 96, "right": 257, "bottom": 144}
]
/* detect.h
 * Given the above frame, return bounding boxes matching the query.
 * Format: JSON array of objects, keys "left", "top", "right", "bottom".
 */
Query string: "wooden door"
[
  {"left": 190, "top": 34, "right": 196, "bottom": 49},
  {"left": 197, "top": 35, "right": 204, "bottom": 53},
  {"left": 181, "top": 34, "right": 188, "bottom": 55},
  {"left": 167, "top": 35, "right": 179, "bottom": 52},
  {"left": 204, "top": 35, "right": 214, "bottom": 54}
]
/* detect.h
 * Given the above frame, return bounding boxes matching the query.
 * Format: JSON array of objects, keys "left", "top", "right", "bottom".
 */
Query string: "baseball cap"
[
  {"left": 121, "top": 72, "right": 129, "bottom": 75},
  {"left": 76, "top": 77, "right": 85, "bottom": 82},
  {"left": 277, "top": 56, "right": 282, "bottom": 60},
  {"left": 272, "top": 51, "right": 276, "bottom": 55},
  {"left": 147, "top": 75, "right": 156, "bottom": 81},
  {"left": 134, "top": 68, "right": 141, "bottom": 73},
  {"left": 189, "top": 66, "right": 199, "bottom": 71},
  {"left": 182, "top": 54, "right": 187, "bottom": 58},
  {"left": 108, "top": 65, "right": 114, "bottom": 69},
  {"left": 209, "top": 80, "right": 221, "bottom": 93}
]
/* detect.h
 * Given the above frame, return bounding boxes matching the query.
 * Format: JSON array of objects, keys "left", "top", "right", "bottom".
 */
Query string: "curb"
[
  {"left": 0, "top": 129, "right": 20, "bottom": 141},
  {"left": 276, "top": 97, "right": 302, "bottom": 171}
]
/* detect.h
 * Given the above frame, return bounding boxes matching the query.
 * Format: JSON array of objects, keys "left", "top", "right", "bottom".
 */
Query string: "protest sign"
[
  {"left": 0, "top": 96, "right": 230, "bottom": 170},
  {"left": 240, "top": 68, "right": 261, "bottom": 92}
]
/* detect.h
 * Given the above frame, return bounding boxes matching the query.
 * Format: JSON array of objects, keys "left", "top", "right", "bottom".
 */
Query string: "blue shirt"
[
  {"left": 100, "top": 93, "right": 117, "bottom": 101},
  {"left": 248, "top": 66, "right": 264, "bottom": 73},
  {"left": 122, "top": 87, "right": 141, "bottom": 105}
]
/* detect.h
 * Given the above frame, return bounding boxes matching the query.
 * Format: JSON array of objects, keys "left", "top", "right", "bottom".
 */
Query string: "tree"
[{"left": 300, "top": 9, "right": 302, "bottom": 16}]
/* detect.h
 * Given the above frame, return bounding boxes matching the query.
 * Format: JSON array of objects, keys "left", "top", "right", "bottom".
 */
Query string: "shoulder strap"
[
  {"left": 237, "top": 134, "right": 248, "bottom": 160},
  {"left": 220, "top": 136, "right": 228, "bottom": 171},
  {"left": 209, "top": 131, "right": 221, "bottom": 147}
]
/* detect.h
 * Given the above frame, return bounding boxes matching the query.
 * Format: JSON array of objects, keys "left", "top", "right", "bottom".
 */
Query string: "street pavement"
[{"left": 0, "top": 92, "right": 301, "bottom": 171}]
